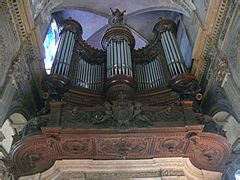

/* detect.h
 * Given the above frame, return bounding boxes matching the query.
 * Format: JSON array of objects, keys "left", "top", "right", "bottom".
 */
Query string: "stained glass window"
[{"left": 43, "top": 19, "right": 59, "bottom": 74}]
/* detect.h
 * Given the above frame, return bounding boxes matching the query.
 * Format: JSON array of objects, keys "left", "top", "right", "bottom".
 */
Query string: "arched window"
[{"left": 43, "top": 19, "right": 60, "bottom": 74}]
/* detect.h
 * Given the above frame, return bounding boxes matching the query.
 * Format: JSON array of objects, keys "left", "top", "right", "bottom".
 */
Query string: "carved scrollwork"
[
  {"left": 188, "top": 133, "right": 231, "bottom": 171},
  {"left": 162, "top": 139, "right": 181, "bottom": 152},
  {"left": 42, "top": 75, "right": 71, "bottom": 101},
  {"left": 21, "top": 117, "right": 46, "bottom": 138},
  {"left": 132, "top": 39, "right": 161, "bottom": 63},
  {"left": 97, "top": 138, "right": 149, "bottom": 159},
  {"left": 10, "top": 138, "right": 54, "bottom": 176},
  {"left": 169, "top": 73, "right": 200, "bottom": 98},
  {"left": 77, "top": 40, "right": 105, "bottom": 64},
  {"left": 62, "top": 140, "right": 91, "bottom": 154}
]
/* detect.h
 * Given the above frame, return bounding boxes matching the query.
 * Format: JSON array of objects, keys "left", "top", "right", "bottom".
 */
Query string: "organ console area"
[{"left": 50, "top": 16, "right": 199, "bottom": 99}]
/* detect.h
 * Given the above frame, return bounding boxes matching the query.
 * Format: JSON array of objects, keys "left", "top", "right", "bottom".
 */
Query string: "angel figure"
[{"left": 110, "top": 8, "right": 126, "bottom": 24}]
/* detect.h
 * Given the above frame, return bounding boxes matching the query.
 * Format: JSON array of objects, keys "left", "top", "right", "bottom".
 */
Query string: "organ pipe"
[
  {"left": 52, "top": 17, "right": 185, "bottom": 93},
  {"left": 153, "top": 19, "right": 187, "bottom": 78},
  {"left": 134, "top": 58, "right": 165, "bottom": 91},
  {"left": 51, "top": 18, "right": 83, "bottom": 78},
  {"left": 74, "top": 59, "right": 104, "bottom": 91},
  {"left": 104, "top": 39, "right": 133, "bottom": 78}
]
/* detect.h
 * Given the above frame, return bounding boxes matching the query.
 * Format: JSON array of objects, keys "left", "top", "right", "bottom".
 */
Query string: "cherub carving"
[
  {"left": 93, "top": 102, "right": 113, "bottom": 124},
  {"left": 133, "top": 102, "right": 152, "bottom": 125}
]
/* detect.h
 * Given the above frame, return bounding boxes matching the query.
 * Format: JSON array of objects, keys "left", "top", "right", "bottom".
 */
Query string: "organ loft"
[{"left": 0, "top": 0, "right": 240, "bottom": 179}]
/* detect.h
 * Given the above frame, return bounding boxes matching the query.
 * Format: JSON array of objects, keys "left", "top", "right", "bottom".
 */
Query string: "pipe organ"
[
  {"left": 50, "top": 18, "right": 198, "bottom": 96},
  {"left": 74, "top": 59, "right": 104, "bottom": 91},
  {"left": 10, "top": 11, "right": 229, "bottom": 179},
  {"left": 134, "top": 58, "right": 165, "bottom": 91},
  {"left": 106, "top": 39, "right": 133, "bottom": 78},
  {"left": 101, "top": 25, "right": 136, "bottom": 98},
  {"left": 153, "top": 19, "right": 187, "bottom": 77},
  {"left": 51, "top": 19, "right": 82, "bottom": 77}
]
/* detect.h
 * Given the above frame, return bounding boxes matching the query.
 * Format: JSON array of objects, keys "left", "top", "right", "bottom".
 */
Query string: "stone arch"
[
  {"left": 212, "top": 111, "right": 240, "bottom": 180},
  {"left": 4, "top": 105, "right": 31, "bottom": 126},
  {"left": 212, "top": 111, "right": 239, "bottom": 150},
  {"left": 209, "top": 101, "right": 239, "bottom": 123},
  {"left": 0, "top": 113, "right": 28, "bottom": 157},
  {"left": 0, "top": 113, "right": 28, "bottom": 179},
  {"left": 50, "top": 0, "right": 192, "bottom": 17}
]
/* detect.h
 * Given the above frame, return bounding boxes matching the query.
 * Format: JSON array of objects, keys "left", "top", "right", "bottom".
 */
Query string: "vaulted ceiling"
[
  {"left": 53, "top": 9, "right": 180, "bottom": 49},
  {"left": 30, "top": 0, "right": 199, "bottom": 49}
]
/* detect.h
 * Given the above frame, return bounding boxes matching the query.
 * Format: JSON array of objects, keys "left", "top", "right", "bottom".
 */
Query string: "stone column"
[
  {"left": 51, "top": 18, "right": 82, "bottom": 78},
  {"left": 153, "top": 19, "right": 186, "bottom": 78}
]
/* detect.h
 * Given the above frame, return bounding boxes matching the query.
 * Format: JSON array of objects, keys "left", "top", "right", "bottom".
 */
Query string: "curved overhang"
[{"left": 10, "top": 125, "right": 231, "bottom": 177}]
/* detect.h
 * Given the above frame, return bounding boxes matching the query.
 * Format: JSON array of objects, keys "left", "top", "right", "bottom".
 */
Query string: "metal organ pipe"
[
  {"left": 123, "top": 40, "right": 127, "bottom": 75},
  {"left": 117, "top": 41, "right": 121, "bottom": 74},
  {"left": 51, "top": 19, "right": 82, "bottom": 78},
  {"left": 161, "top": 34, "right": 173, "bottom": 77},
  {"left": 74, "top": 58, "right": 103, "bottom": 91},
  {"left": 51, "top": 18, "right": 105, "bottom": 92},
  {"left": 150, "top": 61, "right": 156, "bottom": 87},
  {"left": 102, "top": 24, "right": 135, "bottom": 79},
  {"left": 134, "top": 58, "right": 166, "bottom": 91},
  {"left": 153, "top": 19, "right": 187, "bottom": 78},
  {"left": 105, "top": 39, "right": 133, "bottom": 78}
]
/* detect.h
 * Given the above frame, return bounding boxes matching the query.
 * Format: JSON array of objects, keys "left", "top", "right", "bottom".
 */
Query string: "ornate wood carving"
[
  {"left": 101, "top": 25, "right": 135, "bottom": 49},
  {"left": 76, "top": 40, "right": 106, "bottom": 64},
  {"left": 169, "top": 73, "right": 201, "bottom": 97},
  {"left": 132, "top": 39, "right": 161, "bottom": 63},
  {"left": 9, "top": 126, "right": 231, "bottom": 177}
]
